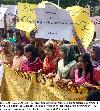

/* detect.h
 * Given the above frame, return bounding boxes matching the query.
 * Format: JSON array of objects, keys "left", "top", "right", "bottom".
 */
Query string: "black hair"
[
  {"left": 78, "top": 53, "right": 94, "bottom": 83},
  {"left": 2, "top": 34, "right": 7, "bottom": 39},
  {"left": 86, "top": 89, "right": 100, "bottom": 101},
  {"left": 92, "top": 32, "right": 96, "bottom": 41},
  {"left": 30, "top": 31, "right": 35, "bottom": 37},
  {"left": 63, "top": 40, "right": 70, "bottom": 44},
  {"left": 24, "top": 44, "right": 39, "bottom": 60},
  {"left": 72, "top": 45, "right": 80, "bottom": 62},
  {"left": 16, "top": 31, "right": 21, "bottom": 36},
  {"left": 14, "top": 44, "right": 24, "bottom": 56},
  {"left": 72, "top": 45, "right": 80, "bottom": 55},
  {"left": 8, "top": 30, "right": 14, "bottom": 34}
]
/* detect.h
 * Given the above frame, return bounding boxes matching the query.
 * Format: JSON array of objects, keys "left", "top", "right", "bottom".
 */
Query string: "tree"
[
  {"left": 0, "top": 0, "right": 99, "bottom": 7},
  {"left": 0, "top": 0, "right": 100, "bottom": 16}
]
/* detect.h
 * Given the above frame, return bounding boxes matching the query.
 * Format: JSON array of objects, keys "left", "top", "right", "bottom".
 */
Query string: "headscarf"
[
  {"left": 0, "top": 40, "right": 13, "bottom": 65},
  {"left": 43, "top": 40, "right": 62, "bottom": 74},
  {"left": 60, "top": 44, "right": 76, "bottom": 66},
  {"left": 45, "top": 40, "right": 62, "bottom": 60},
  {"left": 1, "top": 39, "right": 13, "bottom": 52},
  {"left": 92, "top": 45, "right": 100, "bottom": 66}
]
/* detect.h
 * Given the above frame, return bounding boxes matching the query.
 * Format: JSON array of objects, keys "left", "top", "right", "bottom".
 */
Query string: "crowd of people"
[{"left": 0, "top": 28, "right": 100, "bottom": 100}]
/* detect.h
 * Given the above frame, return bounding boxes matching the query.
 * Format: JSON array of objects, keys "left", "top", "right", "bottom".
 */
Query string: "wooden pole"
[{"left": 4, "top": 14, "right": 7, "bottom": 34}]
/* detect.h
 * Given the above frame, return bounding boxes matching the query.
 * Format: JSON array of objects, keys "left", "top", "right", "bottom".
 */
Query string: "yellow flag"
[
  {"left": 16, "top": 21, "right": 36, "bottom": 32},
  {"left": 66, "top": 6, "right": 89, "bottom": 18},
  {"left": 16, "top": 3, "right": 37, "bottom": 32},
  {"left": 66, "top": 6, "right": 94, "bottom": 48},
  {"left": 18, "top": 2, "right": 37, "bottom": 22}
]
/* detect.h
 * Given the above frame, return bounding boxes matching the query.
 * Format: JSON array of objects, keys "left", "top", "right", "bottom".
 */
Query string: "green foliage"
[
  {"left": 0, "top": 0, "right": 99, "bottom": 6},
  {"left": 0, "top": 0, "right": 100, "bottom": 16}
]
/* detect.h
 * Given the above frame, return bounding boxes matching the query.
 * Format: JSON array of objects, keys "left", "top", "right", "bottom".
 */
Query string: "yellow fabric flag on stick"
[
  {"left": 66, "top": 6, "right": 89, "bottom": 17},
  {"left": 16, "top": 3, "right": 37, "bottom": 32},
  {"left": 18, "top": 3, "right": 37, "bottom": 22},
  {"left": 16, "top": 22, "right": 36, "bottom": 32},
  {"left": 66, "top": 6, "right": 94, "bottom": 48},
  {"left": 1, "top": 65, "right": 88, "bottom": 101}
]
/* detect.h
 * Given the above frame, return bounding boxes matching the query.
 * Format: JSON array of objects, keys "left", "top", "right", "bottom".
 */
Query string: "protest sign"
[
  {"left": 0, "top": 19, "right": 4, "bottom": 28},
  {"left": 66, "top": 6, "right": 94, "bottom": 48},
  {"left": 35, "top": 4, "right": 74, "bottom": 41},
  {"left": 16, "top": 21, "right": 36, "bottom": 32},
  {"left": 16, "top": 3, "right": 37, "bottom": 32},
  {"left": 90, "top": 16, "right": 100, "bottom": 40},
  {"left": 0, "top": 5, "right": 17, "bottom": 30},
  {"left": 6, "top": 7, "right": 17, "bottom": 23},
  {"left": 66, "top": 6, "right": 89, "bottom": 17},
  {"left": 17, "top": 3, "right": 37, "bottom": 23},
  {"left": 6, "top": 7, "right": 17, "bottom": 30},
  {"left": 0, "top": 7, "right": 8, "bottom": 28},
  {"left": 1, "top": 5, "right": 17, "bottom": 29}
]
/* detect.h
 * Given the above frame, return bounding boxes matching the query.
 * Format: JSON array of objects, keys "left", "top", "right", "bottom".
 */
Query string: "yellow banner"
[
  {"left": 1, "top": 65, "right": 88, "bottom": 101},
  {"left": 66, "top": 6, "right": 89, "bottom": 17},
  {"left": 16, "top": 3, "right": 37, "bottom": 32},
  {"left": 18, "top": 2, "right": 37, "bottom": 22},
  {"left": 16, "top": 22, "right": 36, "bottom": 32},
  {"left": 66, "top": 6, "right": 94, "bottom": 48}
]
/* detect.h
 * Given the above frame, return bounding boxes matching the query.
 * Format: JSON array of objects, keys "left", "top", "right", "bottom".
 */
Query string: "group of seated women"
[{"left": 0, "top": 38, "right": 100, "bottom": 89}]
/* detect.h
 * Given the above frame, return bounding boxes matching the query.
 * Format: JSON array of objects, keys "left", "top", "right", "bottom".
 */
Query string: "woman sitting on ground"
[
  {"left": 12, "top": 44, "right": 26, "bottom": 71},
  {"left": 20, "top": 44, "right": 43, "bottom": 73}
]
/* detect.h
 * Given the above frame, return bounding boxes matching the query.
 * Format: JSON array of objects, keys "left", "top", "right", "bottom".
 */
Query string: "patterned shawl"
[
  {"left": 60, "top": 44, "right": 76, "bottom": 66},
  {"left": 43, "top": 40, "right": 62, "bottom": 74}
]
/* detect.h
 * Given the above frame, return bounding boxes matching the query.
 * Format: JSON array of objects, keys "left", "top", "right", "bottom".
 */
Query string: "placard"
[
  {"left": 66, "top": 6, "right": 94, "bottom": 48},
  {"left": 0, "top": 7, "right": 8, "bottom": 28},
  {"left": 16, "top": 3, "right": 37, "bottom": 32},
  {"left": 35, "top": 5, "right": 74, "bottom": 41},
  {"left": 90, "top": 16, "right": 100, "bottom": 40}
]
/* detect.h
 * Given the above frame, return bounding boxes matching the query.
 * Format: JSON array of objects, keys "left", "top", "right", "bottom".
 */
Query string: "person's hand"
[
  {"left": 68, "top": 81, "right": 74, "bottom": 87},
  {"left": 38, "top": 69, "right": 43, "bottom": 74},
  {"left": 55, "top": 74, "right": 61, "bottom": 82},
  {"left": 62, "top": 79, "right": 72, "bottom": 84},
  {"left": 46, "top": 73, "right": 54, "bottom": 79},
  {"left": 82, "top": 82, "right": 92, "bottom": 87}
]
